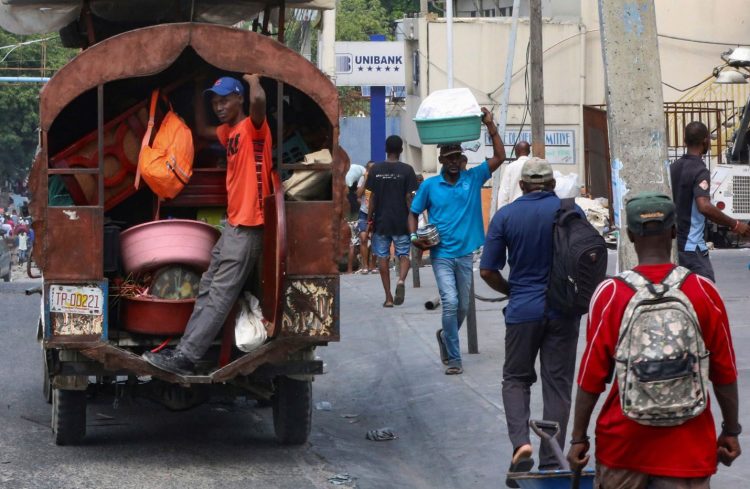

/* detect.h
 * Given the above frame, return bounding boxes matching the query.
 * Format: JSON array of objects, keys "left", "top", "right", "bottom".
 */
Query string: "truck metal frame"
[{"left": 29, "top": 22, "right": 345, "bottom": 445}]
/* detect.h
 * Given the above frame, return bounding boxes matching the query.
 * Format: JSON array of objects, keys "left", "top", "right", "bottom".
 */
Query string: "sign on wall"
[
  {"left": 465, "top": 127, "right": 577, "bottom": 165},
  {"left": 334, "top": 41, "right": 407, "bottom": 87}
]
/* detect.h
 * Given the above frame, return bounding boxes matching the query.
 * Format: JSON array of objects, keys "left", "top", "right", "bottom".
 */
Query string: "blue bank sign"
[{"left": 335, "top": 41, "right": 407, "bottom": 87}]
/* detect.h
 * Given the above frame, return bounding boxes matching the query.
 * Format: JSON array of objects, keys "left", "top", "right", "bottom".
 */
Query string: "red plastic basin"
[
  {"left": 120, "top": 219, "right": 220, "bottom": 274},
  {"left": 120, "top": 295, "right": 195, "bottom": 335}
]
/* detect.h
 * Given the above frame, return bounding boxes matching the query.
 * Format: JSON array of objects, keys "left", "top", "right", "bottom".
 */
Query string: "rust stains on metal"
[
  {"left": 285, "top": 201, "right": 337, "bottom": 275},
  {"left": 281, "top": 278, "right": 338, "bottom": 338},
  {"left": 44, "top": 208, "right": 103, "bottom": 280},
  {"left": 40, "top": 23, "right": 339, "bottom": 131},
  {"left": 50, "top": 312, "right": 103, "bottom": 336}
]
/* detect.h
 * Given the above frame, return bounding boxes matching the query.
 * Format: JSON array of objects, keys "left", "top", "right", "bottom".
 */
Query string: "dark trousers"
[
  {"left": 178, "top": 224, "right": 263, "bottom": 362},
  {"left": 678, "top": 250, "right": 715, "bottom": 282},
  {"left": 502, "top": 316, "right": 580, "bottom": 469}
]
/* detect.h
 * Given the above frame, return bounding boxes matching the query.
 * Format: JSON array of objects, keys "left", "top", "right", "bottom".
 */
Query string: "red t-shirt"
[
  {"left": 578, "top": 263, "right": 737, "bottom": 478},
  {"left": 216, "top": 117, "right": 272, "bottom": 227}
]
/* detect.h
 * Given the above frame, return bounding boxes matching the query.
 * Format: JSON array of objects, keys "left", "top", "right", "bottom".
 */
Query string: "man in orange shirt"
[{"left": 144, "top": 74, "right": 270, "bottom": 375}]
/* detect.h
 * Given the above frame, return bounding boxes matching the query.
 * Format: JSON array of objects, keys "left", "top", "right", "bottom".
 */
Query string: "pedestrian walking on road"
[
  {"left": 410, "top": 107, "right": 506, "bottom": 375},
  {"left": 480, "top": 158, "right": 583, "bottom": 481},
  {"left": 670, "top": 121, "right": 750, "bottom": 281},
  {"left": 567, "top": 192, "right": 741, "bottom": 488},
  {"left": 366, "top": 136, "right": 418, "bottom": 307},
  {"left": 497, "top": 141, "right": 531, "bottom": 209},
  {"left": 356, "top": 161, "right": 376, "bottom": 274}
]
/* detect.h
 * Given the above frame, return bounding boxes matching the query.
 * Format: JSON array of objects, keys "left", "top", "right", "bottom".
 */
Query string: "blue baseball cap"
[{"left": 205, "top": 77, "right": 244, "bottom": 97}]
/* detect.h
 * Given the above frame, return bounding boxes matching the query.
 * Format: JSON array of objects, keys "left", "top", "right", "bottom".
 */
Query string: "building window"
[
  {"left": 499, "top": 7, "right": 513, "bottom": 16},
  {"left": 470, "top": 10, "right": 477, "bottom": 17},
  {"left": 484, "top": 8, "right": 495, "bottom": 16}
]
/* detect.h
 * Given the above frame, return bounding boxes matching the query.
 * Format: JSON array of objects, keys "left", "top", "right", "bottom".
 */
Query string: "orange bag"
[{"left": 135, "top": 88, "right": 194, "bottom": 199}]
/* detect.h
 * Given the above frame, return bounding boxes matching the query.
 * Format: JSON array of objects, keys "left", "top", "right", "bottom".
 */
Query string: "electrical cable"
[
  {"left": 661, "top": 74, "right": 714, "bottom": 93},
  {"left": 657, "top": 33, "right": 745, "bottom": 47}
]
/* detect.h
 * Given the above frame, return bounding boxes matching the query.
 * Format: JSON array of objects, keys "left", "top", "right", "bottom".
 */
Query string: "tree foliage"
[
  {"left": 0, "top": 31, "right": 76, "bottom": 186},
  {"left": 336, "top": 0, "right": 391, "bottom": 41}
]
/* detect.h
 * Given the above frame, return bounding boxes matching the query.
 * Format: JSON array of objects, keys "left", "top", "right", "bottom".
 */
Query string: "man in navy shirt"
[
  {"left": 409, "top": 108, "right": 506, "bottom": 375},
  {"left": 480, "top": 158, "right": 581, "bottom": 479},
  {"left": 670, "top": 121, "right": 750, "bottom": 281}
]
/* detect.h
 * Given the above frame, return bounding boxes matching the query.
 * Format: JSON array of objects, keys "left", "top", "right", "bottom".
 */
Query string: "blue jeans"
[
  {"left": 432, "top": 254, "right": 473, "bottom": 367},
  {"left": 372, "top": 233, "right": 411, "bottom": 257}
]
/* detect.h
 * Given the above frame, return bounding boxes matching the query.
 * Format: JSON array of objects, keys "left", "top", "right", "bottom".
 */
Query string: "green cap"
[
  {"left": 625, "top": 192, "right": 676, "bottom": 236},
  {"left": 521, "top": 157, "right": 554, "bottom": 183}
]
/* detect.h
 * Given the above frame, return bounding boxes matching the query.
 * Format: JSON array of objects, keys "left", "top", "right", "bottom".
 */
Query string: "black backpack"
[{"left": 546, "top": 198, "right": 608, "bottom": 316}]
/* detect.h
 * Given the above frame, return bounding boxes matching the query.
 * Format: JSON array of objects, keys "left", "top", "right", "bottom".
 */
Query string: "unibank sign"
[{"left": 334, "top": 41, "right": 407, "bottom": 87}]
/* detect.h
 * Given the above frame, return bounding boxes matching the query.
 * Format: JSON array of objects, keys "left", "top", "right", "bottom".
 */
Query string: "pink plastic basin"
[{"left": 120, "top": 219, "right": 220, "bottom": 274}]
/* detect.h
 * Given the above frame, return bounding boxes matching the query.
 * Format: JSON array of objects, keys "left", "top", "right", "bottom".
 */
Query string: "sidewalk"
[{"left": 312, "top": 249, "right": 750, "bottom": 488}]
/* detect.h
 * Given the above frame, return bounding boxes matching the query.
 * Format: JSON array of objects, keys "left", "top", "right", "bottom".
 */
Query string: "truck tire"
[
  {"left": 272, "top": 377, "right": 312, "bottom": 445},
  {"left": 43, "top": 351, "right": 52, "bottom": 404},
  {"left": 52, "top": 389, "right": 86, "bottom": 445}
]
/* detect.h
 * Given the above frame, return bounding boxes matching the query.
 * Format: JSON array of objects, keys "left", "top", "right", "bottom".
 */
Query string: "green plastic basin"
[{"left": 414, "top": 115, "right": 481, "bottom": 144}]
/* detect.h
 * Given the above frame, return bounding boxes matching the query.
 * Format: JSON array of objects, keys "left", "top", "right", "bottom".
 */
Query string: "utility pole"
[
  {"left": 529, "top": 0, "right": 545, "bottom": 158},
  {"left": 598, "top": 0, "right": 671, "bottom": 271}
]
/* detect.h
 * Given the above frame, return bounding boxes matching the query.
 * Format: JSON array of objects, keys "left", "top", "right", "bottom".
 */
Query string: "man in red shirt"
[
  {"left": 566, "top": 192, "right": 741, "bottom": 488},
  {"left": 144, "top": 74, "right": 270, "bottom": 375}
]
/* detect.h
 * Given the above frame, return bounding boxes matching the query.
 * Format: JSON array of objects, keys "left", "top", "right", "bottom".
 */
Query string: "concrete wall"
[
  {"left": 339, "top": 116, "right": 402, "bottom": 165},
  {"left": 403, "top": 0, "right": 750, "bottom": 176}
]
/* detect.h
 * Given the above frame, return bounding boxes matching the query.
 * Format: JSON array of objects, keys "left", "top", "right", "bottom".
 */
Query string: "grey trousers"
[
  {"left": 678, "top": 250, "right": 715, "bottom": 282},
  {"left": 178, "top": 224, "right": 263, "bottom": 362},
  {"left": 502, "top": 316, "right": 580, "bottom": 469}
]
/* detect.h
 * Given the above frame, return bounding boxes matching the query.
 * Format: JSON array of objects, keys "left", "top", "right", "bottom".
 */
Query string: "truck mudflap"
[{"left": 68, "top": 337, "right": 318, "bottom": 384}]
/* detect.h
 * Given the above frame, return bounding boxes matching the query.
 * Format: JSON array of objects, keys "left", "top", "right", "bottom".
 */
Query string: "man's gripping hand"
[
  {"left": 566, "top": 441, "right": 590, "bottom": 473},
  {"left": 717, "top": 433, "right": 741, "bottom": 466}
]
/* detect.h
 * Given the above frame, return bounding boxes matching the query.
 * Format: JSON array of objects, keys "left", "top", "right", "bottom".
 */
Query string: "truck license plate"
[{"left": 49, "top": 285, "right": 104, "bottom": 316}]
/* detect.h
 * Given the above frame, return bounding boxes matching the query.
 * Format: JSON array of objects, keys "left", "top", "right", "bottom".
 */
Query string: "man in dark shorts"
[
  {"left": 366, "top": 136, "right": 418, "bottom": 307},
  {"left": 670, "top": 121, "right": 750, "bottom": 281}
]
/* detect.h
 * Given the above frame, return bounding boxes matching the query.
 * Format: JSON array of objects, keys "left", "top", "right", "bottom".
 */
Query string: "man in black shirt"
[
  {"left": 366, "top": 135, "right": 418, "bottom": 307},
  {"left": 670, "top": 121, "right": 750, "bottom": 281}
]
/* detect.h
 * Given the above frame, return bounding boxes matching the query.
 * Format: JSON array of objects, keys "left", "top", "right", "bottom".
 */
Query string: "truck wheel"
[
  {"left": 52, "top": 389, "right": 86, "bottom": 445},
  {"left": 43, "top": 352, "right": 52, "bottom": 404},
  {"left": 272, "top": 377, "right": 312, "bottom": 445}
]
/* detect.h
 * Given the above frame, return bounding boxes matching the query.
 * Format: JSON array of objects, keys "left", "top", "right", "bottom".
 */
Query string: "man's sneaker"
[{"left": 142, "top": 348, "right": 195, "bottom": 376}]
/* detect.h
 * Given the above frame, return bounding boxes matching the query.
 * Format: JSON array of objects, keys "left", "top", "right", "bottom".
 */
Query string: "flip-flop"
[
  {"left": 506, "top": 456, "right": 534, "bottom": 488},
  {"left": 444, "top": 365, "right": 463, "bottom": 375},
  {"left": 394, "top": 282, "right": 405, "bottom": 305},
  {"left": 435, "top": 329, "right": 449, "bottom": 365},
  {"left": 383, "top": 301, "right": 394, "bottom": 308}
]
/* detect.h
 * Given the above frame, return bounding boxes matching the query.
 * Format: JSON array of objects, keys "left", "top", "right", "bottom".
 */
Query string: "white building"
[{"left": 398, "top": 0, "right": 749, "bottom": 184}]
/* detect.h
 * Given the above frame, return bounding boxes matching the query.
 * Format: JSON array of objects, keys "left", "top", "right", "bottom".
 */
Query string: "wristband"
[
  {"left": 732, "top": 220, "right": 741, "bottom": 233},
  {"left": 569, "top": 435, "right": 590, "bottom": 445},
  {"left": 410, "top": 233, "right": 419, "bottom": 242},
  {"left": 722, "top": 422, "right": 742, "bottom": 437}
]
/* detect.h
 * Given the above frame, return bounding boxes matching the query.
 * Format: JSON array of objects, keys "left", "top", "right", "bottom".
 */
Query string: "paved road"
[{"left": 1, "top": 250, "right": 749, "bottom": 488}]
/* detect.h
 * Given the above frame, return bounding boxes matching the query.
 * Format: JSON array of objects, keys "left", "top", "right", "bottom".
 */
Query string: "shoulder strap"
[
  {"left": 561, "top": 197, "right": 575, "bottom": 211},
  {"left": 616, "top": 269, "right": 651, "bottom": 291},
  {"left": 661, "top": 265, "right": 691, "bottom": 289},
  {"left": 134, "top": 88, "right": 160, "bottom": 190}
]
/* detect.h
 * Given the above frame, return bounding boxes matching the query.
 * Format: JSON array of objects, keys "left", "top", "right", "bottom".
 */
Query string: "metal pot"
[{"left": 416, "top": 224, "right": 440, "bottom": 246}]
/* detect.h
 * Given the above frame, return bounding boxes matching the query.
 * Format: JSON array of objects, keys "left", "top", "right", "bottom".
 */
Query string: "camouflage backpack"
[{"left": 614, "top": 266, "right": 710, "bottom": 426}]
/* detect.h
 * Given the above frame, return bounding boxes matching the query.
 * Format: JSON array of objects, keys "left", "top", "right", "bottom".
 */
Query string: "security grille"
[{"left": 733, "top": 175, "right": 750, "bottom": 213}]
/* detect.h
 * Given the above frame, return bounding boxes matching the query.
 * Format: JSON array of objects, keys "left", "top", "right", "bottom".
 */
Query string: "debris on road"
[
  {"left": 328, "top": 473, "right": 357, "bottom": 486},
  {"left": 316, "top": 401, "right": 333, "bottom": 411},
  {"left": 365, "top": 428, "right": 397, "bottom": 441}
]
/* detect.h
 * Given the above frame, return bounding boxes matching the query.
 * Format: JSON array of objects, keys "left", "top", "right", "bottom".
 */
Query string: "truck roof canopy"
[{"left": 0, "top": 0, "right": 333, "bottom": 36}]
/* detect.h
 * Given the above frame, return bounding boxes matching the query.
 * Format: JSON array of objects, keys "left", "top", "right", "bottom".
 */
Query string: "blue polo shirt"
[
  {"left": 411, "top": 162, "right": 491, "bottom": 259},
  {"left": 480, "top": 191, "right": 580, "bottom": 324}
]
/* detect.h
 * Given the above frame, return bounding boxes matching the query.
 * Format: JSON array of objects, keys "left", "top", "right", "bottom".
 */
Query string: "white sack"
[
  {"left": 235, "top": 292, "right": 267, "bottom": 353},
  {"left": 553, "top": 171, "right": 580, "bottom": 199},
  {"left": 415, "top": 88, "right": 481, "bottom": 120}
]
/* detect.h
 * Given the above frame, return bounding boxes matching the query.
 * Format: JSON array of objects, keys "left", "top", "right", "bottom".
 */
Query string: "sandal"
[
  {"left": 383, "top": 301, "right": 394, "bottom": 308},
  {"left": 506, "top": 453, "right": 534, "bottom": 488},
  {"left": 435, "top": 329, "right": 449, "bottom": 365},
  {"left": 444, "top": 365, "right": 463, "bottom": 375},
  {"left": 394, "top": 282, "right": 405, "bottom": 305}
]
